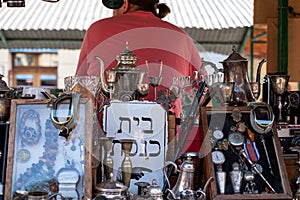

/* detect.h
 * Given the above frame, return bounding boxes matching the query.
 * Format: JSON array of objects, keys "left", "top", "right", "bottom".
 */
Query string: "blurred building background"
[{"left": 0, "top": 0, "right": 271, "bottom": 90}]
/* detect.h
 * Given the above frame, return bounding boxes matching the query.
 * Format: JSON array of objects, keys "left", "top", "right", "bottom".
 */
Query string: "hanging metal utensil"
[
  {"left": 249, "top": 103, "right": 275, "bottom": 175},
  {"left": 163, "top": 81, "right": 206, "bottom": 193}
]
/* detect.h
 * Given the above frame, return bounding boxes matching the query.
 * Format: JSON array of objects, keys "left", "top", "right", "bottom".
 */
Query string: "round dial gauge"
[
  {"left": 228, "top": 132, "right": 245, "bottom": 146},
  {"left": 213, "top": 130, "right": 224, "bottom": 140},
  {"left": 211, "top": 150, "right": 225, "bottom": 165},
  {"left": 289, "top": 92, "right": 300, "bottom": 108}
]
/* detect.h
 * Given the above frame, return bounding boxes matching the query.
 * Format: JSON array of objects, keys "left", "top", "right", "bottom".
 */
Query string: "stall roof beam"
[{"left": 0, "top": 30, "right": 9, "bottom": 49}]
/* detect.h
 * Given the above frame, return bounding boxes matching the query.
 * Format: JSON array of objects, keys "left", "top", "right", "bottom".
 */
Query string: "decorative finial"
[
  {"left": 123, "top": 41, "right": 131, "bottom": 54},
  {"left": 232, "top": 45, "right": 237, "bottom": 52}
]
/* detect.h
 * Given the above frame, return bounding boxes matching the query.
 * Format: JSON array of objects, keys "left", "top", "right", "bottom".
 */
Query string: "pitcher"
[
  {"left": 220, "top": 46, "right": 266, "bottom": 105},
  {"left": 164, "top": 156, "right": 195, "bottom": 199}
]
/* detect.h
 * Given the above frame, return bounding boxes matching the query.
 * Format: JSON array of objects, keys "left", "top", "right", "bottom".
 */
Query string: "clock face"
[
  {"left": 228, "top": 132, "right": 245, "bottom": 146},
  {"left": 289, "top": 92, "right": 300, "bottom": 108},
  {"left": 213, "top": 130, "right": 224, "bottom": 140},
  {"left": 212, "top": 150, "right": 225, "bottom": 165}
]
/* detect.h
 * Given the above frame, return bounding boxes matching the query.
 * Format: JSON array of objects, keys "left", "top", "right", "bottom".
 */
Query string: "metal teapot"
[
  {"left": 147, "top": 179, "right": 164, "bottom": 200},
  {"left": 131, "top": 179, "right": 163, "bottom": 200},
  {"left": 164, "top": 156, "right": 195, "bottom": 199},
  {"left": 95, "top": 42, "right": 149, "bottom": 101},
  {"left": 220, "top": 46, "right": 266, "bottom": 105},
  {"left": 94, "top": 173, "right": 128, "bottom": 200},
  {"left": 164, "top": 155, "right": 213, "bottom": 200}
]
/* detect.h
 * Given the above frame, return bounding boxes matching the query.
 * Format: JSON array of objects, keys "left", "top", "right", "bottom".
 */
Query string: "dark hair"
[{"left": 129, "top": 0, "right": 171, "bottom": 18}]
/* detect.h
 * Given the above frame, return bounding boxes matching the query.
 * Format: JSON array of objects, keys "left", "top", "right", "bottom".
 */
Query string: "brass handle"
[{"left": 50, "top": 92, "right": 80, "bottom": 140}]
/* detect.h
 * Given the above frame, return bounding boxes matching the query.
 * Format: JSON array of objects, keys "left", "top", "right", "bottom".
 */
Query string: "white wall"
[{"left": 57, "top": 49, "right": 80, "bottom": 89}]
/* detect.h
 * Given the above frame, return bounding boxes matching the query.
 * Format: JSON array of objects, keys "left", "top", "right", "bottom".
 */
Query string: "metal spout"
[{"left": 94, "top": 56, "right": 109, "bottom": 94}]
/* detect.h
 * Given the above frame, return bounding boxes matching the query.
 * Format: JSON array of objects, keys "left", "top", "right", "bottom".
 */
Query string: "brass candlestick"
[
  {"left": 101, "top": 137, "right": 114, "bottom": 181},
  {"left": 120, "top": 139, "right": 135, "bottom": 188}
]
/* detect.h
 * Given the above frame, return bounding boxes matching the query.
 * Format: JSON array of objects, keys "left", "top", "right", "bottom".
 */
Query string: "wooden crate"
[
  {"left": 5, "top": 99, "right": 94, "bottom": 199},
  {"left": 200, "top": 106, "right": 293, "bottom": 200}
]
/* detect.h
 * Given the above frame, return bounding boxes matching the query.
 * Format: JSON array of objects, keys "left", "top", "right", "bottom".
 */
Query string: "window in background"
[
  {"left": 15, "top": 74, "right": 33, "bottom": 86},
  {"left": 12, "top": 52, "right": 58, "bottom": 88}
]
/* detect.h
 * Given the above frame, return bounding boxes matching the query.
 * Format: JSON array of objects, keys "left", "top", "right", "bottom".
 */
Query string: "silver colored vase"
[
  {"left": 229, "top": 162, "right": 243, "bottom": 194},
  {"left": 216, "top": 167, "right": 226, "bottom": 194}
]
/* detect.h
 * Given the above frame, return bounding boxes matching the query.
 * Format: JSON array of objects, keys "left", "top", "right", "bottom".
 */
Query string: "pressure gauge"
[
  {"left": 289, "top": 92, "right": 300, "bottom": 108},
  {"left": 213, "top": 130, "right": 224, "bottom": 140},
  {"left": 228, "top": 132, "right": 245, "bottom": 146},
  {"left": 212, "top": 150, "right": 225, "bottom": 165}
]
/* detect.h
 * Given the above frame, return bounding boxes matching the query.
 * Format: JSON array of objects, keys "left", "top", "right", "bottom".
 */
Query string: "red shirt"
[{"left": 76, "top": 10, "right": 202, "bottom": 117}]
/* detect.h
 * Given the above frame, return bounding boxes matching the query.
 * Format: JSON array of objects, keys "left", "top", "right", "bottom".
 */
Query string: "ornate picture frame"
[{"left": 5, "top": 98, "right": 94, "bottom": 199}]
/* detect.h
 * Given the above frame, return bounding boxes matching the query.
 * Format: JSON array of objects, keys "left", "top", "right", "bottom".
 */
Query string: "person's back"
[
  {"left": 76, "top": 0, "right": 202, "bottom": 118},
  {"left": 76, "top": 3, "right": 201, "bottom": 84}
]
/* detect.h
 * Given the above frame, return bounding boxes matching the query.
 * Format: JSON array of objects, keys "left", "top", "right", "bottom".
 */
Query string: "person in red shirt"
[
  {"left": 75, "top": 0, "right": 202, "bottom": 118},
  {"left": 75, "top": 0, "right": 203, "bottom": 185}
]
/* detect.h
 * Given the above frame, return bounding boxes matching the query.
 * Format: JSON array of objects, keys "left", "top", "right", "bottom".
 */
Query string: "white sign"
[{"left": 103, "top": 101, "right": 168, "bottom": 194}]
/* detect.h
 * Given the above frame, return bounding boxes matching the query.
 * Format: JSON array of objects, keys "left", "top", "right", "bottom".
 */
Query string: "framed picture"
[
  {"left": 200, "top": 106, "right": 293, "bottom": 200},
  {"left": 5, "top": 98, "right": 94, "bottom": 199}
]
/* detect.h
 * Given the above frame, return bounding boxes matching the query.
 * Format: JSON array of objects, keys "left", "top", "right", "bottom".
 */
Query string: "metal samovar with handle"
[{"left": 95, "top": 42, "right": 149, "bottom": 101}]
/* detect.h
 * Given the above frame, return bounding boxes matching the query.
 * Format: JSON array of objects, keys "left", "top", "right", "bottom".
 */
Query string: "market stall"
[{"left": 1, "top": 1, "right": 300, "bottom": 200}]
